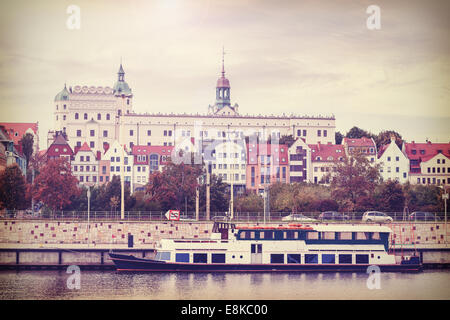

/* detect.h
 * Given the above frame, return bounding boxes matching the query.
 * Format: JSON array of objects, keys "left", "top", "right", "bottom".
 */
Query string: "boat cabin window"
[
  {"left": 270, "top": 254, "right": 284, "bottom": 264},
  {"left": 356, "top": 232, "right": 368, "bottom": 240},
  {"left": 338, "top": 254, "right": 352, "bottom": 264},
  {"left": 321, "top": 232, "right": 335, "bottom": 240},
  {"left": 322, "top": 254, "right": 335, "bottom": 264},
  {"left": 305, "top": 254, "right": 318, "bottom": 264},
  {"left": 212, "top": 253, "right": 226, "bottom": 263},
  {"left": 372, "top": 232, "right": 380, "bottom": 240},
  {"left": 356, "top": 254, "right": 369, "bottom": 264},
  {"left": 155, "top": 251, "right": 171, "bottom": 261},
  {"left": 338, "top": 232, "right": 352, "bottom": 240},
  {"left": 193, "top": 253, "right": 207, "bottom": 263},
  {"left": 239, "top": 231, "right": 256, "bottom": 239},
  {"left": 306, "top": 232, "right": 319, "bottom": 240},
  {"left": 263, "top": 231, "right": 274, "bottom": 240},
  {"left": 287, "top": 254, "right": 301, "bottom": 264},
  {"left": 175, "top": 253, "right": 189, "bottom": 263}
]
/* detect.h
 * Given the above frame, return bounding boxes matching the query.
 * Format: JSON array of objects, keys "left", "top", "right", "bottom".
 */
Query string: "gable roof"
[
  {"left": 308, "top": 142, "right": 346, "bottom": 162},
  {"left": 343, "top": 137, "right": 375, "bottom": 148},
  {"left": 404, "top": 141, "right": 450, "bottom": 162},
  {"left": 0, "top": 122, "right": 38, "bottom": 146}
]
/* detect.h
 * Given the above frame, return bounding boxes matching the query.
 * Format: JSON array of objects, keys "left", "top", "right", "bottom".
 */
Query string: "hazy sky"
[{"left": 0, "top": 0, "right": 449, "bottom": 149}]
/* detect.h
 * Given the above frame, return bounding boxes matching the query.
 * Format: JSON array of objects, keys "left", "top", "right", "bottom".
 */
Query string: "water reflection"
[{"left": 0, "top": 270, "right": 449, "bottom": 300}]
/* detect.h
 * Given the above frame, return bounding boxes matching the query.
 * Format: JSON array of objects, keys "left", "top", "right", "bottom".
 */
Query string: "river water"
[{"left": 0, "top": 270, "right": 449, "bottom": 300}]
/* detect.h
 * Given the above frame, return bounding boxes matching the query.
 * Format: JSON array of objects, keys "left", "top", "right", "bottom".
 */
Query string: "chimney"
[{"left": 317, "top": 142, "right": 321, "bottom": 151}]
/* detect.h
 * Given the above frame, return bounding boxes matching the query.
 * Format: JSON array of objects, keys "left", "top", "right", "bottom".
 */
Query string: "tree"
[
  {"left": 375, "top": 130, "right": 403, "bottom": 151},
  {"left": 19, "top": 133, "right": 34, "bottom": 169},
  {"left": 375, "top": 180, "right": 405, "bottom": 212},
  {"left": 335, "top": 131, "right": 344, "bottom": 145},
  {"left": 199, "top": 174, "right": 229, "bottom": 213},
  {"left": 146, "top": 161, "right": 202, "bottom": 212},
  {"left": 345, "top": 126, "right": 375, "bottom": 140},
  {"left": 279, "top": 134, "right": 296, "bottom": 147},
  {"left": 330, "top": 154, "right": 382, "bottom": 211},
  {"left": 95, "top": 175, "right": 135, "bottom": 211},
  {"left": 0, "top": 164, "right": 27, "bottom": 210},
  {"left": 234, "top": 193, "right": 263, "bottom": 213},
  {"left": 31, "top": 158, "right": 80, "bottom": 212}
]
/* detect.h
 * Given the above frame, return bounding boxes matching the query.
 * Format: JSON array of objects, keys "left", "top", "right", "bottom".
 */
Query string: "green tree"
[
  {"left": 199, "top": 174, "right": 229, "bottom": 213},
  {"left": 375, "top": 180, "right": 406, "bottom": 212},
  {"left": 375, "top": 130, "right": 403, "bottom": 151},
  {"left": 335, "top": 131, "right": 344, "bottom": 144},
  {"left": 234, "top": 192, "right": 263, "bottom": 213},
  {"left": 0, "top": 164, "right": 27, "bottom": 210},
  {"left": 345, "top": 126, "right": 376, "bottom": 140}
]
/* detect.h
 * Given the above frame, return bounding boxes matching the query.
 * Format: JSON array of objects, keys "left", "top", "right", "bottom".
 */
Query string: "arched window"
[
  {"left": 97, "top": 113, "right": 101, "bottom": 120},
  {"left": 75, "top": 113, "right": 79, "bottom": 120},
  {"left": 84, "top": 113, "right": 88, "bottom": 120},
  {"left": 106, "top": 113, "right": 110, "bottom": 120}
]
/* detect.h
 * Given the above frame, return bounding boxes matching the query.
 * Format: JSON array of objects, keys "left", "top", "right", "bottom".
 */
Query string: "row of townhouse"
[{"left": 44, "top": 129, "right": 450, "bottom": 193}]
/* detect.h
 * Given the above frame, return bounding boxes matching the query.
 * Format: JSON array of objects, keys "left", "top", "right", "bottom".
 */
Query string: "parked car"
[
  {"left": 318, "top": 211, "right": 350, "bottom": 221},
  {"left": 362, "top": 211, "right": 393, "bottom": 223},
  {"left": 409, "top": 211, "right": 440, "bottom": 221},
  {"left": 282, "top": 214, "right": 318, "bottom": 222}
]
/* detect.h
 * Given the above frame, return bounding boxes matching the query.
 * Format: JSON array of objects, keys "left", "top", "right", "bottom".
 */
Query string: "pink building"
[{"left": 246, "top": 143, "right": 289, "bottom": 194}]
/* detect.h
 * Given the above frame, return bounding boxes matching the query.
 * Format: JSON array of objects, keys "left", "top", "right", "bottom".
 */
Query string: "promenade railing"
[{"left": 0, "top": 210, "right": 446, "bottom": 223}]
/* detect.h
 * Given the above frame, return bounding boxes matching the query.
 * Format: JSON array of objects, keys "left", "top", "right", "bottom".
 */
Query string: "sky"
[{"left": 0, "top": 0, "right": 449, "bottom": 150}]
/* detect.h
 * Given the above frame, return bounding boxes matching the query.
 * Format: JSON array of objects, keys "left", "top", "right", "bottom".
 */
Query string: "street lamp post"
[
  {"left": 87, "top": 186, "right": 91, "bottom": 248},
  {"left": 439, "top": 186, "right": 448, "bottom": 245}
]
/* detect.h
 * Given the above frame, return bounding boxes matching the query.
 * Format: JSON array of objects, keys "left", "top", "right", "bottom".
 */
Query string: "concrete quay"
[{"left": 0, "top": 220, "right": 449, "bottom": 269}]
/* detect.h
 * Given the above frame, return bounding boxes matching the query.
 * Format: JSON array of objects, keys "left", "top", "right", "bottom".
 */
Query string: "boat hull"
[{"left": 109, "top": 253, "right": 422, "bottom": 273}]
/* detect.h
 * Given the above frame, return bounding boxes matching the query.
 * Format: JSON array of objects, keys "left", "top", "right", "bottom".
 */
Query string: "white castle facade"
[{"left": 49, "top": 60, "right": 336, "bottom": 156}]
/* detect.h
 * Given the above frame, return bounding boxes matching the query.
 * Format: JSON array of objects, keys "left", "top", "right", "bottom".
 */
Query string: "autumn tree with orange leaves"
[{"left": 32, "top": 158, "right": 80, "bottom": 212}]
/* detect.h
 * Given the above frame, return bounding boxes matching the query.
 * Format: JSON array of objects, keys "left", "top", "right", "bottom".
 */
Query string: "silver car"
[
  {"left": 362, "top": 211, "right": 393, "bottom": 223},
  {"left": 282, "top": 214, "right": 318, "bottom": 222}
]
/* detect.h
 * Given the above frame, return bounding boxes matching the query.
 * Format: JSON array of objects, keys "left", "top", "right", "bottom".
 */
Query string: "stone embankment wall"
[{"left": 0, "top": 220, "right": 448, "bottom": 247}]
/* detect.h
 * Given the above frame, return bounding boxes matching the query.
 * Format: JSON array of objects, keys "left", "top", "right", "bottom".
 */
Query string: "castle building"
[{"left": 50, "top": 57, "right": 336, "bottom": 160}]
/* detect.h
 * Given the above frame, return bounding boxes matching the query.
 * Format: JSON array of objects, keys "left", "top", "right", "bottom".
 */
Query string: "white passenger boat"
[{"left": 109, "top": 222, "right": 422, "bottom": 272}]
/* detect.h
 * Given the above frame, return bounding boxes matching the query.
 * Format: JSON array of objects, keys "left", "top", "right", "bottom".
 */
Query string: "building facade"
[
  {"left": 50, "top": 61, "right": 336, "bottom": 159},
  {"left": 404, "top": 141, "right": 450, "bottom": 186},
  {"left": 377, "top": 136, "right": 409, "bottom": 183}
]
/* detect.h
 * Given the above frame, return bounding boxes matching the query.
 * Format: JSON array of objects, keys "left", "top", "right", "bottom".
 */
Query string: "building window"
[
  {"left": 324, "top": 130, "right": 327, "bottom": 137},
  {"left": 84, "top": 113, "right": 88, "bottom": 120},
  {"left": 90, "top": 130, "right": 95, "bottom": 137},
  {"left": 130, "top": 130, "right": 134, "bottom": 136},
  {"left": 164, "top": 130, "right": 167, "bottom": 136},
  {"left": 106, "top": 113, "right": 110, "bottom": 120},
  {"left": 303, "top": 129, "right": 307, "bottom": 136},
  {"left": 97, "top": 113, "right": 101, "bottom": 120},
  {"left": 90, "top": 141, "right": 95, "bottom": 148},
  {"left": 103, "top": 130, "right": 108, "bottom": 137},
  {"left": 317, "top": 130, "right": 321, "bottom": 137},
  {"left": 75, "top": 113, "right": 79, "bottom": 120},
  {"left": 76, "top": 130, "right": 81, "bottom": 137},
  {"left": 147, "top": 130, "right": 151, "bottom": 136}
]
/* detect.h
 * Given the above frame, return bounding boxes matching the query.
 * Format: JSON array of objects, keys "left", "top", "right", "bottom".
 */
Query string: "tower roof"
[
  {"left": 217, "top": 47, "right": 230, "bottom": 88},
  {"left": 113, "top": 63, "right": 132, "bottom": 96},
  {"left": 54, "top": 84, "right": 70, "bottom": 101}
]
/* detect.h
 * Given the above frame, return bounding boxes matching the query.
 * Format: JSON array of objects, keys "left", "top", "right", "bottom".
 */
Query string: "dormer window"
[
  {"left": 412, "top": 150, "right": 417, "bottom": 155},
  {"left": 420, "top": 150, "right": 425, "bottom": 155}
]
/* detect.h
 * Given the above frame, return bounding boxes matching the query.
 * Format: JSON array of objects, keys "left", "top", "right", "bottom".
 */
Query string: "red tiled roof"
[
  {"left": 308, "top": 143, "right": 346, "bottom": 162},
  {"left": 343, "top": 137, "right": 375, "bottom": 147},
  {"left": 404, "top": 142, "right": 450, "bottom": 163},
  {"left": 0, "top": 122, "right": 38, "bottom": 146},
  {"left": 77, "top": 142, "right": 92, "bottom": 152}
]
